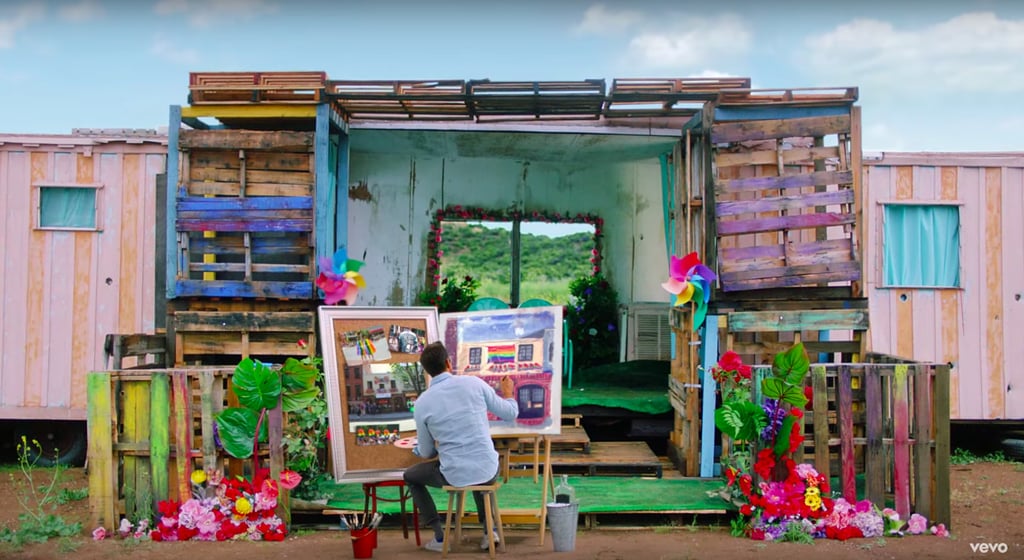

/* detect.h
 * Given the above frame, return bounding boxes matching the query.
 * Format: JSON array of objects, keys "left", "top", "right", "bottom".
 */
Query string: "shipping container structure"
[
  {"left": 0, "top": 130, "right": 167, "bottom": 463},
  {"left": 863, "top": 152, "right": 1024, "bottom": 422}
]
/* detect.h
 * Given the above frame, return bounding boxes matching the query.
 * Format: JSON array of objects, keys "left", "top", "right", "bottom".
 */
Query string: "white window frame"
[{"left": 33, "top": 182, "right": 104, "bottom": 232}]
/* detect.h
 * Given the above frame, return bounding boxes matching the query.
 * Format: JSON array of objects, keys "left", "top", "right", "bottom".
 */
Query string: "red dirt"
[{"left": 1, "top": 462, "right": 1022, "bottom": 559}]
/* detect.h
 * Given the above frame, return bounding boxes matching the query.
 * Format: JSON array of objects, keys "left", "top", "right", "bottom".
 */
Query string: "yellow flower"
[
  {"left": 190, "top": 470, "right": 207, "bottom": 485},
  {"left": 804, "top": 487, "right": 822, "bottom": 511},
  {"left": 235, "top": 496, "right": 252, "bottom": 515}
]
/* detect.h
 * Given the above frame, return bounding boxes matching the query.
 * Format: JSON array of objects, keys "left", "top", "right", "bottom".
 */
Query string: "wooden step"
[{"left": 547, "top": 441, "right": 663, "bottom": 478}]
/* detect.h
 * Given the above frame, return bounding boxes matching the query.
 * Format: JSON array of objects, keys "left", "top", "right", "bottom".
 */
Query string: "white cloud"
[
  {"left": 0, "top": 3, "right": 44, "bottom": 49},
  {"left": 154, "top": 0, "right": 278, "bottom": 27},
  {"left": 803, "top": 12, "right": 1024, "bottom": 93},
  {"left": 573, "top": 4, "right": 645, "bottom": 35},
  {"left": 59, "top": 0, "right": 102, "bottom": 22},
  {"left": 150, "top": 34, "right": 200, "bottom": 65},
  {"left": 626, "top": 14, "right": 751, "bottom": 69}
]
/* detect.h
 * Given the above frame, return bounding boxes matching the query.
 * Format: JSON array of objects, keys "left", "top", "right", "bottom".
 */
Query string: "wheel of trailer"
[
  {"left": 17, "top": 421, "right": 88, "bottom": 467},
  {"left": 1001, "top": 438, "right": 1024, "bottom": 462}
]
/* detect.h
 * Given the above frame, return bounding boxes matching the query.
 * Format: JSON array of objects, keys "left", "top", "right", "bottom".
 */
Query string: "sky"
[{"left": 2, "top": 0, "right": 1023, "bottom": 152}]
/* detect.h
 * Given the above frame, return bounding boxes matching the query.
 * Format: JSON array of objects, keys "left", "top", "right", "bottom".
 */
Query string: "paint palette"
[{"left": 394, "top": 436, "right": 418, "bottom": 449}]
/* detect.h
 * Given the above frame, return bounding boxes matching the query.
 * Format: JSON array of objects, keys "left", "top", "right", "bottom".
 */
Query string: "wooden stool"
[
  {"left": 362, "top": 480, "right": 420, "bottom": 545},
  {"left": 441, "top": 483, "right": 505, "bottom": 558}
]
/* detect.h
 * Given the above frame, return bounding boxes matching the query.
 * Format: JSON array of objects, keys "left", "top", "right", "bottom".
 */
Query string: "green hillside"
[{"left": 439, "top": 222, "right": 594, "bottom": 304}]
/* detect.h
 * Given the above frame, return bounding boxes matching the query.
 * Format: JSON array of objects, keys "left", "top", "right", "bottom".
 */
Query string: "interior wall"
[{"left": 345, "top": 137, "right": 669, "bottom": 308}]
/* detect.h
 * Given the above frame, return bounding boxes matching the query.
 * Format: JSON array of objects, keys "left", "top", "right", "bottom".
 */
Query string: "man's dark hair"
[{"left": 419, "top": 341, "right": 449, "bottom": 375}]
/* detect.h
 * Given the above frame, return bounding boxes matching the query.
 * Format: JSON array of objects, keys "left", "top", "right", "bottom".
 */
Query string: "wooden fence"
[
  {"left": 86, "top": 368, "right": 285, "bottom": 529},
  {"left": 761, "top": 360, "right": 951, "bottom": 526}
]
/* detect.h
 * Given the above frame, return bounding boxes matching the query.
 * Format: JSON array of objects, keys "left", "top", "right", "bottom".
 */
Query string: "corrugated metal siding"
[
  {"left": 864, "top": 153, "right": 1024, "bottom": 420},
  {"left": 0, "top": 137, "right": 166, "bottom": 419}
]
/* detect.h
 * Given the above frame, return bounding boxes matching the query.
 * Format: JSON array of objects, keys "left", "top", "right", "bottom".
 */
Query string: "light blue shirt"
[{"left": 413, "top": 372, "right": 519, "bottom": 487}]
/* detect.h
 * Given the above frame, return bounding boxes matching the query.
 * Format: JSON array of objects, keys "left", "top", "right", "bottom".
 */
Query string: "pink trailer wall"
[
  {"left": 864, "top": 152, "right": 1024, "bottom": 421},
  {"left": 0, "top": 132, "right": 167, "bottom": 420}
]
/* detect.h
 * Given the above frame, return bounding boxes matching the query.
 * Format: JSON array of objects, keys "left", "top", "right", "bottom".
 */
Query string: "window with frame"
[
  {"left": 882, "top": 203, "right": 961, "bottom": 288},
  {"left": 36, "top": 183, "right": 102, "bottom": 230}
]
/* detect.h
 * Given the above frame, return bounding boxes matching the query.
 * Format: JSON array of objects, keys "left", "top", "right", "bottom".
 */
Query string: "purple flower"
[
  {"left": 760, "top": 399, "right": 787, "bottom": 441},
  {"left": 607, "top": 323, "right": 616, "bottom": 331}
]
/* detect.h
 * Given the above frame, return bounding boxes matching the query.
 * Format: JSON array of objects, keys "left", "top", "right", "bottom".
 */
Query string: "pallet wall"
[{"left": 173, "top": 129, "right": 316, "bottom": 300}]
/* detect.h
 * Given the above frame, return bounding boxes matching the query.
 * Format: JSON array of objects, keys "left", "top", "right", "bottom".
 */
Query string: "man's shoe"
[
  {"left": 479, "top": 530, "right": 500, "bottom": 550},
  {"left": 424, "top": 537, "right": 445, "bottom": 552}
]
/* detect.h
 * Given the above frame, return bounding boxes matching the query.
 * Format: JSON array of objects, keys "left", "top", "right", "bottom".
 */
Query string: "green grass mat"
[
  {"left": 562, "top": 360, "right": 671, "bottom": 415},
  {"left": 324, "top": 475, "right": 729, "bottom": 514}
]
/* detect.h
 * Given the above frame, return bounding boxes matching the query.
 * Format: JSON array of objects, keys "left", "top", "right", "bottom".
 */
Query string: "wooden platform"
[
  {"left": 527, "top": 425, "right": 591, "bottom": 453},
  {"left": 546, "top": 442, "right": 663, "bottom": 478}
]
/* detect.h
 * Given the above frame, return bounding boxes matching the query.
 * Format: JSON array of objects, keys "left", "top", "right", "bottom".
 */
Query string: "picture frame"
[
  {"left": 318, "top": 306, "right": 440, "bottom": 482},
  {"left": 439, "top": 306, "right": 563, "bottom": 436}
]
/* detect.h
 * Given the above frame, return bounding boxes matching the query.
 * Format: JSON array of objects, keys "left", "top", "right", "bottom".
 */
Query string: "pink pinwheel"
[
  {"left": 316, "top": 247, "right": 366, "bottom": 305},
  {"left": 661, "top": 252, "right": 717, "bottom": 331}
]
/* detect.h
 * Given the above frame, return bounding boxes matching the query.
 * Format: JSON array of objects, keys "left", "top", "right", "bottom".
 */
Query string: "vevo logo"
[{"left": 970, "top": 543, "right": 1008, "bottom": 554}]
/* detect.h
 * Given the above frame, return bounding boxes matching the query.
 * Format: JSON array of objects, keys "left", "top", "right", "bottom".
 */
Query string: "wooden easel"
[{"left": 491, "top": 434, "right": 553, "bottom": 545}]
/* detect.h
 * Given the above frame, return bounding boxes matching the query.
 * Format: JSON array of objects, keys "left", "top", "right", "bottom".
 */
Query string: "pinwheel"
[
  {"left": 661, "top": 252, "right": 717, "bottom": 331},
  {"left": 316, "top": 247, "right": 366, "bottom": 305}
]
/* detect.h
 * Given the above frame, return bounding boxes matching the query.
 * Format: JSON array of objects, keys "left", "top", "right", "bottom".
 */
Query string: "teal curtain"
[
  {"left": 883, "top": 205, "right": 960, "bottom": 287},
  {"left": 39, "top": 187, "right": 96, "bottom": 228}
]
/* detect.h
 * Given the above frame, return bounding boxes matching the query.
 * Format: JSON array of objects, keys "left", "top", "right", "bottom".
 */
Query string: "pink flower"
[
  {"left": 118, "top": 518, "right": 133, "bottom": 537},
  {"left": 907, "top": 513, "right": 928, "bottom": 534},
  {"left": 930, "top": 523, "right": 949, "bottom": 537},
  {"left": 279, "top": 469, "right": 302, "bottom": 490},
  {"left": 92, "top": 526, "right": 108, "bottom": 541}
]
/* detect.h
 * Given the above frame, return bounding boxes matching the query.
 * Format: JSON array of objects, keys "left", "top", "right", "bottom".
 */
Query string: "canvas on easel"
[{"left": 439, "top": 306, "right": 563, "bottom": 436}]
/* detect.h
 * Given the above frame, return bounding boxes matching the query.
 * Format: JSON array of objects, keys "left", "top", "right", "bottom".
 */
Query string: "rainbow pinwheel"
[
  {"left": 316, "top": 247, "right": 366, "bottom": 305},
  {"left": 661, "top": 252, "right": 717, "bottom": 331}
]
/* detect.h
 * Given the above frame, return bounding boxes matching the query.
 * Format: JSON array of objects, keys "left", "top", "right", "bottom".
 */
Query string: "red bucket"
[{"left": 351, "top": 527, "right": 377, "bottom": 559}]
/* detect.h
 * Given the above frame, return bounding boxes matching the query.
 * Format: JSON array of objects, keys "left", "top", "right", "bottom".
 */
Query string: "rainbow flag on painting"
[{"left": 487, "top": 344, "right": 516, "bottom": 364}]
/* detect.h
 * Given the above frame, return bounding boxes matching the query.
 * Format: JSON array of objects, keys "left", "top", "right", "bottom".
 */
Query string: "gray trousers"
[{"left": 404, "top": 461, "right": 498, "bottom": 541}]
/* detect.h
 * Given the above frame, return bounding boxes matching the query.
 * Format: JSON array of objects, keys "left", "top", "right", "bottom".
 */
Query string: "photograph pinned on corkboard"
[{"left": 319, "top": 306, "right": 439, "bottom": 482}]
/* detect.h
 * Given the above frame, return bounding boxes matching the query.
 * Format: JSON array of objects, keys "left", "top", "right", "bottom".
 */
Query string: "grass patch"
[{"left": 951, "top": 448, "right": 1012, "bottom": 465}]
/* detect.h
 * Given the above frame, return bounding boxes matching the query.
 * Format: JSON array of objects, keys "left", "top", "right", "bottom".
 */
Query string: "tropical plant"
[
  {"left": 215, "top": 357, "right": 320, "bottom": 470},
  {"left": 281, "top": 356, "right": 332, "bottom": 501}
]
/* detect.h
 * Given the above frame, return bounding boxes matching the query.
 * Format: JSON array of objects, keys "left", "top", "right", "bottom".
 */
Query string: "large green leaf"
[
  {"left": 773, "top": 414, "right": 799, "bottom": 458},
  {"left": 281, "top": 357, "right": 318, "bottom": 391},
  {"left": 282, "top": 386, "right": 321, "bottom": 413},
  {"left": 772, "top": 342, "right": 810, "bottom": 385},
  {"left": 762, "top": 378, "right": 809, "bottom": 408},
  {"left": 215, "top": 408, "right": 267, "bottom": 459},
  {"left": 232, "top": 358, "right": 282, "bottom": 411},
  {"left": 714, "top": 401, "right": 767, "bottom": 442}
]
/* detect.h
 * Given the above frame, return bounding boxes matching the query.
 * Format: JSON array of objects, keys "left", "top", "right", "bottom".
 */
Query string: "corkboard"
[{"left": 318, "top": 306, "right": 440, "bottom": 481}]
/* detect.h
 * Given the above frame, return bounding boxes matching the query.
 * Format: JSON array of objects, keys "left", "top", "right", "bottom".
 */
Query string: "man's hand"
[{"left": 499, "top": 376, "right": 515, "bottom": 399}]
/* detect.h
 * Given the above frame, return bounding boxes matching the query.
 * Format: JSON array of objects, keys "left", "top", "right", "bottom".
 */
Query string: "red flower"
[
  {"left": 738, "top": 474, "right": 753, "bottom": 497},
  {"left": 157, "top": 500, "right": 180, "bottom": 518},
  {"left": 177, "top": 526, "right": 199, "bottom": 541},
  {"left": 718, "top": 351, "right": 744, "bottom": 372},
  {"left": 754, "top": 449, "right": 776, "bottom": 480},
  {"left": 725, "top": 467, "right": 737, "bottom": 487},
  {"left": 150, "top": 530, "right": 163, "bottom": 542},
  {"left": 750, "top": 528, "right": 766, "bottom": 540},
  {"left": 804, "top": 386, "right": 814, "bottom": 410},
  {"left": 739, "top": 504, "right": 753, "bottom": 516},
  {"left": 279, "top": 470, "right": 302, "bottom": 490}
]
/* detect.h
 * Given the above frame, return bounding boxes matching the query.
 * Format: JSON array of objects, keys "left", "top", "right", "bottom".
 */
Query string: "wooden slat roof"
[{"left": 186, "top": 71, "right": 858, "bottom": 122}]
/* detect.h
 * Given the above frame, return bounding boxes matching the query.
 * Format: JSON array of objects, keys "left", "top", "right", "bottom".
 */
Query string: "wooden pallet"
[
  {"left": 189, "top": 71, "right": 325, "bottom": 104},
  {"left": 547, "top": 442, "right": 663, "bottom": 478},
  {"left": 530, "top": 425, "right": 590, "bottom": 453}
]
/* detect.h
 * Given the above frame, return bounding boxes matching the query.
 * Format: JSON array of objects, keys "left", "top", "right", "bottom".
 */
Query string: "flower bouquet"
[
  {"left": 712, "top": 344, "right": 951, "bottom": 542},
  {"left": 149, "top": 467, "right": 298, "bottom": 541}
]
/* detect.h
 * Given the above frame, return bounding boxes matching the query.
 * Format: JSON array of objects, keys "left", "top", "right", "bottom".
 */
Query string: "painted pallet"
[
  {"left": 709, "top": 106, "right": 862, "bottom": 293},
  {"left": 805, "top": 361, "right": 951, "bottom": 527},
  {"left": 174, "top": 130, "right": 316, "bottom": 300},
  {"left": 86, "top": 368, "right": 286, "bottom": 529}
]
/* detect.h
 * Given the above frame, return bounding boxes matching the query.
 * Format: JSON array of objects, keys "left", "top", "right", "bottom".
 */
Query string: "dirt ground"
[{"left": 0, "top": 461, "right": 1021, "bottom": 560}]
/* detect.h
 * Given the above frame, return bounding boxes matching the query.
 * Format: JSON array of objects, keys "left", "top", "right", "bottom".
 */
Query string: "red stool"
[{"left": 363, "top": 480, "right": 421, "bottom": 545}]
